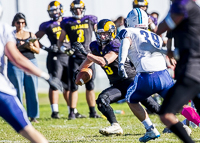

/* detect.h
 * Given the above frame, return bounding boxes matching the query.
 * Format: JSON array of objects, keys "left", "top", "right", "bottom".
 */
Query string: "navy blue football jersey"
[
  {"left": 90, "top": 39, "right": 136, "bottom": 84},
  {"left": 61, "top": 15, "right": 97, "bottom": 58}
]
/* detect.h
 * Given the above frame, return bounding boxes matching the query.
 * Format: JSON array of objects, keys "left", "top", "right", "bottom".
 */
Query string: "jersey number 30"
[{"left": 140, "top": 30, "right": 160, "bottom": 48}]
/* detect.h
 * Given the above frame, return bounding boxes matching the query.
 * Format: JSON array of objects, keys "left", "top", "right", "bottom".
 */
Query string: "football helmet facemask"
[
  {"left": 47, "top": 1, "right": 63, "bottom": 21},
  {"left": 95, "top": 19, "right": 116, "bottom": 46},
  {"left": 125, "top": 8, "right": 148, "bottom": 29},
  {"left": 133, "top": 0, "right": 148, "bottom": 8},
  {"left": 70, "top": 0, "right": 86, "bottom": 19}
]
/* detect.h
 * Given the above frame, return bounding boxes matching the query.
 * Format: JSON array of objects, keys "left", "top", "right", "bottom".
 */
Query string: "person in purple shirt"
[
  {"left": 58, "top": 0, "right": 100, "bottom": 120},
  {"left": 157, "top": 0, "right": 200, "bottom": 142},
  {"left": 36, "top": 1, "right": 74, "bottom": 119}
]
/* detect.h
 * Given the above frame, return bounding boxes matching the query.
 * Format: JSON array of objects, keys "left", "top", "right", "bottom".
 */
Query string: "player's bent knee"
[{"left": 96, "top": 93, "right": 112, "bottom": 112}]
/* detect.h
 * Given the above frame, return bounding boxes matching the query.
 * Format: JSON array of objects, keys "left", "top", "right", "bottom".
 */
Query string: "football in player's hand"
[{"left": 75, "top": 68, "right": 92, "bottom": 85}]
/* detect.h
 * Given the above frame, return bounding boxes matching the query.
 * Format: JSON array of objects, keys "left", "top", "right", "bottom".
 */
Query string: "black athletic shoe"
[
  {"left": 68, "top": 112, "right": 76, "bottom": 120},
  {"left": 51, "top": 112, "right": 60, "bottom": 119},
  {"left": 75, "top": 112, "right": 86, "bottom": 118},
  {"left": 89, "top": 112, "right": 102, "bottom": 118}
]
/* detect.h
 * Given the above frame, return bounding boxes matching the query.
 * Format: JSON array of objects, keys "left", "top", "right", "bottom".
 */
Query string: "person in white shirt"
[
  {"left": 117, "top": 8, "right": 174, "bottom": 142},
  {"left": 0, "top": 2, "right": 62, "bottom": 142}
]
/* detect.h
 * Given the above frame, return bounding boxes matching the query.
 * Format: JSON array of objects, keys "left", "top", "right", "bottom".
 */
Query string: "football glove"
[
  {"left": 118, "top": 63, "right": 128, "bottom": 78},
  {"left": 46, "top": 75, "right": 63, "bottom": 91},
  {"left": 60, "top": 46, "right": 75, "bottom": 56},
  {"left": 42, "top": 44, "right": 59, "bottom": 53},
  {"left": 40, "top": 72, "right": 63, "bottom": 91},
  {"left": 72, "top": 42, "right": 88, "bottom": 56}
]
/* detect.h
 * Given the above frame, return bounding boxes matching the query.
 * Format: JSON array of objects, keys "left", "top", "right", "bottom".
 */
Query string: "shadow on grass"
[{"left": 85, "top": 133, "right": 142, "bottom": 138}]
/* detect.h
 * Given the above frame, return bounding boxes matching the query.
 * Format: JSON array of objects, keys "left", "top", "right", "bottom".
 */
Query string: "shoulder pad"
[
  {"left": 116, "top": 29, "right": 128, "bottom": 40},
  {"left": 82, "top": 15, "right": 98, "bottom": 24},
  {"left": 39, "top": 20, "right": 53, "bottom": 31}
]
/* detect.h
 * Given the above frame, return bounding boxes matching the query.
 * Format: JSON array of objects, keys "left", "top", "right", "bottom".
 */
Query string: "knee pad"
[
  {"left": 96, "top": 93, "right": 112, "bottom": 113},
  {"left": 141, "top": 96, "right": 160, "bottom": 114}
]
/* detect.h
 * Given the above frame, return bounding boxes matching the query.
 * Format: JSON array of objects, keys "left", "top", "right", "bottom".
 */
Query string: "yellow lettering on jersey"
[
  {"left": 71, "top": 24, "right": 89, "bottom": 30},
  {"left": 52, "top": 27, "right": 62, "bottom": 33},
  {"left": 104, "top": 66, "right": 113, "bottom": 75},
  {"left": 52, "top": 26, "right": 70, "bottom": 42}
]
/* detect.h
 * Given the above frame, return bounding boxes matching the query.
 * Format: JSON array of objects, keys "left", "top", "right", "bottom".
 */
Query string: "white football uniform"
[
  {"left": 118, "top": 28, "right": 167, "bottom": 73},
  {"left": 0, "top": 22, "right": 30, "bottom": 132},
  {"left": 118, "top": 28, "right": 174, "bottom": 103},
  {"left": 0, "top": 22, "right": 16, "bottom": 96}
]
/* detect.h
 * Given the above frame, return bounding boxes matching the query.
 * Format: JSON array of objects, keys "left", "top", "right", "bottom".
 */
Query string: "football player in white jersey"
[
  {"left": 117, "top": 8, "right": 174, "bottom": 142},
  {"left": 0, "top": 2, "right": 62, "bottom": 142}
]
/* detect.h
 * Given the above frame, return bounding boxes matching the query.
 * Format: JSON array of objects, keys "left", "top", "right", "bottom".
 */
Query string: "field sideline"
[{"left": 0, "top": 92, "right": 200, "bottom": 142}]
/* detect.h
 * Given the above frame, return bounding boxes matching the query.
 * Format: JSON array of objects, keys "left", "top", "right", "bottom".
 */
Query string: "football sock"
[
  {"left": 89, "top": 106, "right": 96, "bottom": 114},
  {"left": 51, "top": 104, "right": 58, "bottom": 112},
  {"left": 181, "top": 105, "right": 200, "bottom": 126},
  {"left": 170, "top": 122, "right": 194, "bottom": 143},
  {"left": 67, "top": 106, "right": 70, "bottom": 114},
  {"left": 142, "top": 118, "right": 153, "bottom": 130},
  {"left": 70, "top": 108, "right": 75, "bottom": 114},
  {"left": 74, "top": 108, "right": 78, "bottom": 114}
]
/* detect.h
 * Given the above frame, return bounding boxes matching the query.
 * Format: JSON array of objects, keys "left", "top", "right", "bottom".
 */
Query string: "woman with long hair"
[{"left": 7, "top": 12, "right": 40, "bottom": 123}]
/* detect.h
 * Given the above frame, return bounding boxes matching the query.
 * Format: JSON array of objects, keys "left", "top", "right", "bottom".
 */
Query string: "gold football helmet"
[
  {"left": 47, "top": 1, "right": 63, "bottom": 20},
  {"left": 95, "top": 19, "right": 116, "bottom": 46},
  {"left": 70, "top": 0, "right": 86, "bottom": 19}
]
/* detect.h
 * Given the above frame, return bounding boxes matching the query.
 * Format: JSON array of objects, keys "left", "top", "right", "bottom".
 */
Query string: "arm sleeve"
[{"left": 118, "top": 38, "right": 130, "bottom": 64}]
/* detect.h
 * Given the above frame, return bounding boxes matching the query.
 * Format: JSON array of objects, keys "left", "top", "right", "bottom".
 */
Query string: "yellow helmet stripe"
[
  {"left": 54, "top": 1, "right": 60, "bottom": 7},
  {"left": 80, "top": 0, "right": 85, "bottom": 8},
  {"left": 71, "top": 2, "right": 75, "bottom": 8},
  {"left": 104, "top": 21, "right": 114, "bottom": 31},
  {"left": 134, "top": 0, "right": 148, "bottom": 6}
]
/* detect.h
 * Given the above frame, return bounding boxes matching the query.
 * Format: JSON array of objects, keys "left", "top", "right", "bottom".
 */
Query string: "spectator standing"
[{"left": 7, "top": 13, "right": 40, "bottom": 123}]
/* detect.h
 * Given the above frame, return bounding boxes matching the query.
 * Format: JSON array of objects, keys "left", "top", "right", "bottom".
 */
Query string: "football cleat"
[
  {"left": 162, "top": 127, "right": 172, "bottom": 134},
  {"left": 162, "top": 125, "right": 192, "bottom": 136},
  {"left": 99, "top": 123, "right": 123, "bottom": 136},
  {"left": 51, "top": 111, "right": 60, "bottom": 119},
  {"left": 68, "top": 112, "right": 76, "bottom": 120},
  {"left": 89, "top": 112, "right": 102, "bottom": 118},
  {"left": 139, "top": 125, "right": 160, "bottom": 142},
  {"left": 75, "top": 112, "right": 86, "bottom": 118}
]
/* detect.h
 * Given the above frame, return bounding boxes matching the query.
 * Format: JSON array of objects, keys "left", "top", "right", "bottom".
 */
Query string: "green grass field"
[{"left": 0, "top": 92, "right": 200, "bottom": 142}]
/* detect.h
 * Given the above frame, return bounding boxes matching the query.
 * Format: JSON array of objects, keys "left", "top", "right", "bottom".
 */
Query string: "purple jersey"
[
  {"left": 90, "top": 39, "right": 136, "bottom": 84},
  {"left": 61, "top": 15, "right": 97, "bottom": 58},
  {"left": 39, "top": 17, "right": 69, "bottom": 45},
  {"left": 169, "top": 0, "right": 200, "bottom": 82}
]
